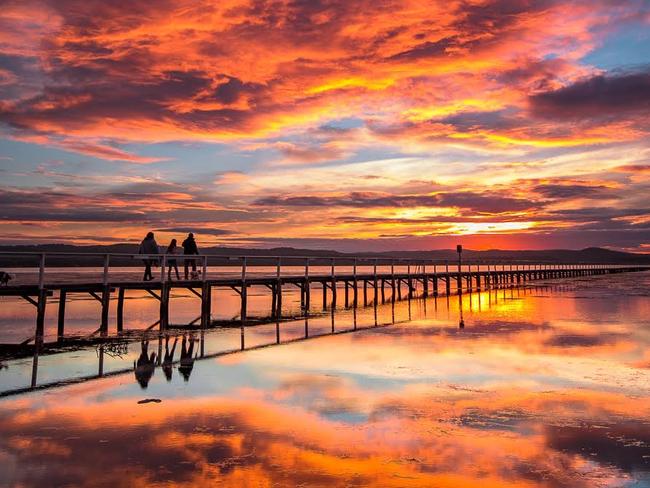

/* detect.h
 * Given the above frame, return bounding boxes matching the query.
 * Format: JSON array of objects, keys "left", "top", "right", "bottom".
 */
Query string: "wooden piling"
[
  {"left": 271, "top": 284, "right": 277, "bottom": 317},
  {"left": 100, "top": 285, "right": 110, "bottom": 334},
  {"left": 36, "top": 289, "right": 47, "bottom": 340},
  {"left": 159, "top": 284, "right": 169, "bottom": 330},
  {"left": 276, "top": 282, "right": 283, "bottom": 319},
  {"left": 200, "top": 282, "right": 211, "bottom": 328},
  {"left": 116, "top": 287, "right": 125, "bottom": 332},
  {"left": 57, "top": 290, "right": 66, "bottom": 340},
  {"left": 240, "top": 284, "right": 248, "bottom": 324}
]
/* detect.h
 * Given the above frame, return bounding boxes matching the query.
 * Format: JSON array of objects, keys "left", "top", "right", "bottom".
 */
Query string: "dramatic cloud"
[
  {"left": 0, "top": 0, "right": 649, "bottom": 249},
  {"left": 530, "top": 70, "right": 650, "bottom": 120},
  {"left": 254, "top": 191, "right": 536, "bottom": 213}
]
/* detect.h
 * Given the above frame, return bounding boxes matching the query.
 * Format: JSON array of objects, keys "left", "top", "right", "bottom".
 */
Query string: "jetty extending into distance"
[{"left": 1, "top": 251, "right": 648, "bottom": 345}]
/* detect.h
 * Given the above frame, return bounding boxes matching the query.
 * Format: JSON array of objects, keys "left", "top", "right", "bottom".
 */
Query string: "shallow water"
[{"left": 1, "top": 272, "right": 649, "bottom": 487}]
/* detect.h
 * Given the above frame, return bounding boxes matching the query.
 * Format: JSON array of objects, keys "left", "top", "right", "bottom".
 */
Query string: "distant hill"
[{"left": 0, "top": 243, "right": 649, "bottom": 267}]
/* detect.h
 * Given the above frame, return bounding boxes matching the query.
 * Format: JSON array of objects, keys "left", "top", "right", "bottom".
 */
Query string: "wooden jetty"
[{"left": 0, "top": 252, "right": 648, "bottom": 344}]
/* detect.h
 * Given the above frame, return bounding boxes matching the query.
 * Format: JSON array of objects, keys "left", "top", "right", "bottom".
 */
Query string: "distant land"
[{"left": 1, "top": 244, "right": 649, "bottom": 267}]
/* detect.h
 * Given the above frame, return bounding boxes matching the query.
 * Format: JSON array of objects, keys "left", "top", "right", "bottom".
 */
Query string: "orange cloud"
[{"left": 1, "top": 0, "right": 649, "bottom": 249}]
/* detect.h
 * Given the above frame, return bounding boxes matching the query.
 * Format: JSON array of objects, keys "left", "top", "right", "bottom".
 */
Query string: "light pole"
[{"left": 456, "top": 244, "right": 463, "bottom": 295}]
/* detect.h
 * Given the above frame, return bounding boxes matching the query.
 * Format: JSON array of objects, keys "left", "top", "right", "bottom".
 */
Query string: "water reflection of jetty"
[
  {"left": 1, "top": 252, "right": 645, "bottom": 346},
  {"left": 0, "top": 284, "right": 575, "bottom": 397}
]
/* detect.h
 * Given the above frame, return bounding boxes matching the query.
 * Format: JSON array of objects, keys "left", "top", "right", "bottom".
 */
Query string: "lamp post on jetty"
[{"left": 456, "top": 244, "right": 463, "bottom": 295}]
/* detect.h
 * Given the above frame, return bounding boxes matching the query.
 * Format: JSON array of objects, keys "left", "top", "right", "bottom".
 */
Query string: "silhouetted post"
[
  {"left": 433, "top": 268, "right": 439, "bottom": 296},
  {"left": 200, "top": 282, "right": 211, "bottom": 328},
  {"left": 271, "top": 283, "right": 277, "bottom": 317},
  {"left": 36, "top": 254, "right": 47, "bottom": 341},
  {"left": 443, "top": 261, "right": 449, "bottom": 294},
  {"left": 391, "top": 261, "right": 396, "bottom": 302},
  {"left": 373, "top": 259, "right": 378, "bottom": 303},
  {"left": 57, "top": 290, "right": 66, "bottom": 341},
  {"left": 100, "top": 254, "right": 110, "bottom": 334},
  {"left": 31, "top": 345, "right": 39, "bottom": 388},
  {"left": 159, "top": 283, "right": 169, "bottom": 329},
  {"left": 241, "top": 257, "right": 248, "bottom": 324},
  {"left": 242, "top": 256, "right": 247, "bottom": 281},
  {"left": 353, "top": 258, "right": 358, "bottom": 306},
  {"left": 423, "top": 262, "right": 429, "bottom": 297},
  {"left": 330, "top": 258, "right": 337, "bottom": 307},
  {"left": 117, "top": 287, "right": 125, "bottom": 332},
  {"left": 433, "top": 263, "right": 438, "bottom": 296},
  {"left": 456, "top": 245, "right": 463, "bottom": 293},
  {"left": 160, "top": 252, "right": 165, "bottom": 282},
  {"left": 240, "top": 284, "right": 248, "bottom": 324},
  {"left": 98, "top": 345, "right": 104, "bottom": 377},
  {"left": 38, "top": 253, "right": 45, "bottom": 290},
  {"left": 304, "top": 258, "right": 310, "bottom": 312},
  {"left": 407, "top": 261, "right": 413, "bottom": 298},
  {"left": 276, "top": 257, "right": 282, "bottom": 318}
]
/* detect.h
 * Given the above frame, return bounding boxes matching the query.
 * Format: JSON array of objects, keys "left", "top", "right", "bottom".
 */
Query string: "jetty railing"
[{"left": 0, "top": 251, "right": 636, "bottom": 289}]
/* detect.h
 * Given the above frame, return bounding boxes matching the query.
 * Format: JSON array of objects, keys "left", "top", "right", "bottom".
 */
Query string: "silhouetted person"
[
  {"left": 162, "top": 335, "right": 178, "bottom": 382},
  {"left": 139, "top": 232, "right": 159, "bottom": 281},
  {"left": 166, "top": 239, "right": 180, "bottom": 281},
  {"left": 134, "top": 340, "right": 156, "bottom": 389},
  {"left": 182, "top": 233, "right": 199, "bottom": 279},
  {"left": 178, "top": 334, "right": 196, "bottom": 382}
]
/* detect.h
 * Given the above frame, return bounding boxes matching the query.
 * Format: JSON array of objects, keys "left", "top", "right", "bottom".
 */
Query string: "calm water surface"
[{"left": 1, "top": 272, "right": 649, "bottom": 487}]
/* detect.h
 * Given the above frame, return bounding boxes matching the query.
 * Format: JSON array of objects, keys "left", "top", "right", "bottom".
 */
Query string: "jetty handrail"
[
  {"left": 0, "top": 250, "right": 645, "bottom": 289},
  {"left": 0, "top": 250, "right": 640, "bottom": 264}
]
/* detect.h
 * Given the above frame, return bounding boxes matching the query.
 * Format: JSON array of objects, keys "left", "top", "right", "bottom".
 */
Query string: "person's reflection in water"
[
  {"left": 179, "top": 334, "right": 196, "bottom": 382},
  {"left": 134, "top": 340, "right": 156, "bottom": 389},
  {"left": 162, "top": 335, "right": 178, "bottom": 382},
  {"left": 458, "top": 291, "right": 465, "bottom": 328}
]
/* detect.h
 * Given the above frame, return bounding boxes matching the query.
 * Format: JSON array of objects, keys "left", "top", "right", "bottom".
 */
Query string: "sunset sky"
[{"left": 1, "top": 0, "right": 649, "bottom": 251}]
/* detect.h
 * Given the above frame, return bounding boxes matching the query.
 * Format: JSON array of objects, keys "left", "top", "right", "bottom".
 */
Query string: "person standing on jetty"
[
  {"left": 139, "top": 232, "right": 159, "bottom": 281},
  {"left": 166, "top": 238, "right": 181, "bottom": 280},
  {"left": 182, "top": 232, "right": 200, "bottom": 279}
]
